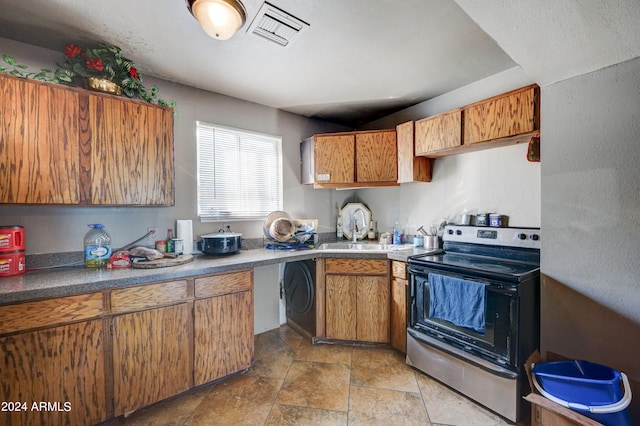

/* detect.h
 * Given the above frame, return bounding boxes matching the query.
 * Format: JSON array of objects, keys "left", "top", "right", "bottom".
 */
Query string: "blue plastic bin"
[{"left": 532, "top": 360, "right": 632, "bottom": 426}]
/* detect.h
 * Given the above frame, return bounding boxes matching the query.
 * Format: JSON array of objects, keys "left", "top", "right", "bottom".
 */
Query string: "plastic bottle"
[
  {"left": 392, "top": 221, "right": 401, "bottom": 245},
  {"left": 84, "top": 224, "right": 112, "bottom": 268},
  {"left": 166, "top": 228, "right": 175, "bottom": 252},
  {"left": 336, "top": 206, "right": 343, "bottom": 240}
]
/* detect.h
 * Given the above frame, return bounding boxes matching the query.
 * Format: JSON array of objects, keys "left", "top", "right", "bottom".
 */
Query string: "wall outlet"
[{"left": 147, "top": 227, "right": 157, "bottom": 244}]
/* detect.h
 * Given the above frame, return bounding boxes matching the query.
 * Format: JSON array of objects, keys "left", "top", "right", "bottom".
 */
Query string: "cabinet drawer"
[
  {"left": 195, "top": 270, "right": 253, "bottom": 298},
  {"left": 326, "top": 258, "right": 387, "bottom": 275},
  {"left": 391, "top": 261, "right": 407, "bottom": 279},
  {"left": 111, "top": 280, "right": 188, "bottom": 313},
  {"left": 0, "top": 293, "right": 103, "bottom": 334}
]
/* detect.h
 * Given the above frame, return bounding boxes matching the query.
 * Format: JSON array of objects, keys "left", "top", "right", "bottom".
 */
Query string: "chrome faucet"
[{"left": 351, "top": 208, "right": 366, "bottom": 242}]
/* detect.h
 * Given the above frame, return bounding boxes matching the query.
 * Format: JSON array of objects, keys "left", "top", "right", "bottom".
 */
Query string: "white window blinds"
[{"left": 196, "top": 122, "right": 283, "bottom": 220}]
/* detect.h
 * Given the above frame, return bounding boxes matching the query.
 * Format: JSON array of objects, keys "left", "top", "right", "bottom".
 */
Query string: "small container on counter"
[
  {"left": 155, "top": 240, "right": 167, "bottom": 252},
  {"left": 413, "top": 235, "right": 424, "bottom": 247},
  {"left": 425, "top": 235, "right": 440, "bottom": 249},
  {"left": 379, "top": 232, "right": 392, "bottom": 245},
  {"left": 489, "top": 214, "right": 508, "bottom": 227},
  {"left": 0, "top": 225, "right": 25, "bottom": 252},
  {"left": 172, "top": 238, "right": 184, "bottom": 255},
  {"left": 108, "top": 250, "right": 132, "bottom": 269},
  {"left": 84, "top": 224, "right": 111, "bottom": 269},
  {"left": 475, "top": 213, "right": 489, "bottom": 227},
  {"left": 166, "top": 228, "right": 175, "bottom": 252},
  {"left": 0, "top": 250, "right": 26, "bottom": 277}
]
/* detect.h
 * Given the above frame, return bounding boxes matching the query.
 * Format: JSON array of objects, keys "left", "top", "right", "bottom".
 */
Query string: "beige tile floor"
[{"left": 118, "top": 326, "right": 519, "bottom": 425}]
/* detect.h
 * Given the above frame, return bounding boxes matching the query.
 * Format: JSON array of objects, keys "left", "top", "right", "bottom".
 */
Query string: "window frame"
[{"left": 196, "top": 121, "right": 284, "bottom": 221}]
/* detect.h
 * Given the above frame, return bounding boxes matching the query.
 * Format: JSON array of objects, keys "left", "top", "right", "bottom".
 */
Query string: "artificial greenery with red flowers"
[
  {"left": 59, "top": 42, "right": 174, "bottom": 107},
  {"left": 1, "top": 42, "right": 174, "bottom": 108}
]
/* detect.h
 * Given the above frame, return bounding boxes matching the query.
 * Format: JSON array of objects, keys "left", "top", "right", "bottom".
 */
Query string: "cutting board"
[{"left": 132, "top": 254, "right": 194, "bottom": 269}]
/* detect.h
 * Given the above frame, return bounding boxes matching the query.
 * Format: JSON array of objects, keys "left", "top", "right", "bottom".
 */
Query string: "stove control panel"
[{"left": 443, "top": 225, "right": 541, "bottom": 249}]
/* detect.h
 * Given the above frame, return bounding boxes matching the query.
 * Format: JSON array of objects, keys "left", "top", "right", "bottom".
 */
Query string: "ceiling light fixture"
[{"left": 185, "top": 0, "right": 247, "bottom": 40}]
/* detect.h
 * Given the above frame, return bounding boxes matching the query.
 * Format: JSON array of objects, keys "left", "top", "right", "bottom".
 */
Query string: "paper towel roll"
[{"left": 176, "top": 220, "right": 193, "bottom": 254}]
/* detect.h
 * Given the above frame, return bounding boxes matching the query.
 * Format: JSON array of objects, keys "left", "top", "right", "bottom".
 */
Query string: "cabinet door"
[
  {"left": 112, "top": 303, "right": 191, "bottom": 416},
  {"left": 415, "top": 109, "right": 462, "bottom": 155},
  {"left": 194, "top": 290, "right": 254, "bottom": 385},
  {"left": 355, "top": 131, "right": 397, "bottom": 182},
  {"left": 325, "top": 274, "right": 357, "bottom": 340},
  {"left": 390, "top": 277, "right": 408, "bottom": 352},
  {"left": 0, "top": 74, "right": 83, "bottom": 204},
  {"left": 396, "top": 121, "right": 432, "bottom": 183},
  {"left": 314, "top": 134, "right": 355, "bottom": 184},
  {"left": 0, "top": 320, "right": 107, "bottom": 426},
  {"left": 89, "top": 95, "right": 174, "bottom": 205},
  {"left": 463, "top": 85, "right": 538, "bottom": 145},
  {"left": 356, "top": 276, "right": 390, "bottom": 343}
]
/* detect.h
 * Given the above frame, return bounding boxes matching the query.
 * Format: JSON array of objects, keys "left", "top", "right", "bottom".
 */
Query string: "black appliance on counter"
[{"left": 407, "top": 225, "right": 540, "bottom": 423}]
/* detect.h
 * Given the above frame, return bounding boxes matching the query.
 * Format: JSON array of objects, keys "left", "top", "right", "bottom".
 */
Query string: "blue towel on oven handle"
[{"left": 428, "top": 273, "right": 486, "bottom": 334}]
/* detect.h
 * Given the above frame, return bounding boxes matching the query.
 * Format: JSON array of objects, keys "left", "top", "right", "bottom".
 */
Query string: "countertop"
[{"left": 0, "top": 245, "right": 433, "bottom": 305}]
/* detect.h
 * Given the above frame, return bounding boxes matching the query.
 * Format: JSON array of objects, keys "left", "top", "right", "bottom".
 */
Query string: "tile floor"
[{"left": 118, "top": 326, "right": 519, "bottom": 425}]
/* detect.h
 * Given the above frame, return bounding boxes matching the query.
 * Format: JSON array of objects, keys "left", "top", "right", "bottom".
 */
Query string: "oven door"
[{"left": 408, "top": 265, "right": 519, "bottom": 371}]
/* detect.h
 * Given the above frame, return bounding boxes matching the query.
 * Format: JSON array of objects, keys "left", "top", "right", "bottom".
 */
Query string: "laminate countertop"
[{"left": 0, "top": 245, "right": 433, "bottom": 305}]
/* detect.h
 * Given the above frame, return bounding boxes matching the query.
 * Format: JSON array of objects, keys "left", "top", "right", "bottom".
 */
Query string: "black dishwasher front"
[{"left": 282, "top": 259, "right": 316, "bottom": 338}]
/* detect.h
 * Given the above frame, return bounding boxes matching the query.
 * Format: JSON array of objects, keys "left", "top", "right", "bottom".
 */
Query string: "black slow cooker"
[{"left": 197, "top": 229, "right": 242, "bottom": 255}]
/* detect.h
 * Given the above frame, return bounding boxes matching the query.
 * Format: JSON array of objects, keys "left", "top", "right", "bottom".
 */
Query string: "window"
[{"left": 196, "top": 121, "right": 283, "bottom": 220}]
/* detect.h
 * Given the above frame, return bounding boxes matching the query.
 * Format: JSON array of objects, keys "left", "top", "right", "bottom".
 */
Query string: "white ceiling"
[{"left": 0, "top": 1, "right": 638, "bottom": 127}]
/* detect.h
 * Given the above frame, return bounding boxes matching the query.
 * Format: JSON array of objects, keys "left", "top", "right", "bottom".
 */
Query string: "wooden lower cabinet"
[
  {"left": 356, "top": 275, "right": 390, "bottom": 343},
  {"left": 324, "top": 258, "right": 390, "bottom": 343},
  {"left": 0, "top": 319, "right": 107, "bottom": 426},
  {"left": 390, "top": 261, "right": 408, "bottom": 353},
  {"left": 111, "top": 303, "right": 192, "bottom": 416},
  {"left": 0, "top": 269, "right": 255, "bottom": 424},
  {"left": 194, "top": 270, "right": 254, "bottom": 385},
  {"left": 326, "top": 275, "right": 357, "bottom": 340}
]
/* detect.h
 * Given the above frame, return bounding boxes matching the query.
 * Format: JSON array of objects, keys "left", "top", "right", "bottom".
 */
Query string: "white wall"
[{"left": 0, "top": 38, "right": 348, "bottom": 254}]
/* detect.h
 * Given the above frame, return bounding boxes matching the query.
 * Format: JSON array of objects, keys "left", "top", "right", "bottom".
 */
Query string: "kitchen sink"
[{"left": 316, "top": 242, "right": 415, "bottom": 252}]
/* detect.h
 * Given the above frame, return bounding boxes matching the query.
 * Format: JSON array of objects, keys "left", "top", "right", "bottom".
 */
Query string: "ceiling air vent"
[{"left": 247, "top": 2, "right": 309, "bottom": 47}]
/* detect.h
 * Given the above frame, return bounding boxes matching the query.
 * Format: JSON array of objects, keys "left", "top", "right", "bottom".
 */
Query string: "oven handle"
[
  {"left": 407, "top": 328, "right": 518, "bottom": 379},
  {"left": 408, "top": 268, "right": 518, "bottom": 294},
  {"left": 407, "top": 265, "right": 425, "bottom": 276}
]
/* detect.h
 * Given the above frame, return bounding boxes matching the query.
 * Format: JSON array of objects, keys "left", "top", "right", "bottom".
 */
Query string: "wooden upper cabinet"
[
  {"left": 305, "top": 129, "right": 399, "bottom": 188},
  {"left": 464, "top": 84, "right": 539, "bottom": 145},
  {"left": 0, "top": 74, "right": 82, "bottom": 204},
  {"left": 415, "top": 109, "right": 462, "bottom": 156},
  {"left": 0, "top": 73, "right": 174, "bottom": 205},
  {"left": 313, "top": 134, "right": 355, "bottom": 185},
  {"left": 355, "top": 130, "right": 397, "bottom": 183},
  {"left": 396, "top": 121, "right": 432, "bottom": 183},
  {"left": 89, "top": 95, "right": 174, "bottom": 205}
]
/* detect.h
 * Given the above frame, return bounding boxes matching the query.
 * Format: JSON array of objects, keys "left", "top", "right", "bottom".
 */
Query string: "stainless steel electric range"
[{"left": 407, "top": 225, "right": 541, "bottom": 422}]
